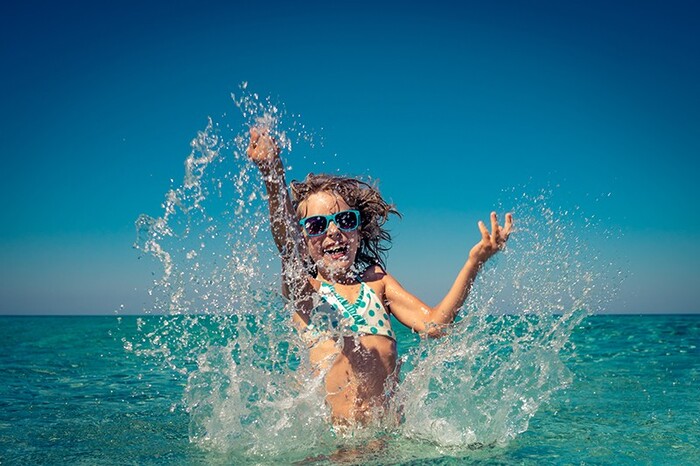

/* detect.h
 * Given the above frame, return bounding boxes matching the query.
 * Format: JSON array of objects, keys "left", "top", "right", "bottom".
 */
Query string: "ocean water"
[{"left": 1, "top": 314, "right": 698, "bottom": 465}]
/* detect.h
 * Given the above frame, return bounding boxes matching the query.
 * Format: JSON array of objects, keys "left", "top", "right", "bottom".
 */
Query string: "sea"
[{"left": 1, "top": 314, "right": 698, "bottom": 465}]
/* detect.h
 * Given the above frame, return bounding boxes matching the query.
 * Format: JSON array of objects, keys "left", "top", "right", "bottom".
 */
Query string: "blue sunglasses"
[{"left": 299, "top": 210, "right": 361, "bottom": 237}]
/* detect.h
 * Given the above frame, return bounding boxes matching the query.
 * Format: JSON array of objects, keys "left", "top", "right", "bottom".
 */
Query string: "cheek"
[
  {"left": 348, "top": 232, "right": 361, "bottom": 249},
  {"left": 306, "top": 237, "right": 324, "bottom": 256}
]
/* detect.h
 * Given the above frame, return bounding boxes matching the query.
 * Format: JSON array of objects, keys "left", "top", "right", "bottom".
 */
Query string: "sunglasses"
[{"left": 299, "top": 210, "right": 361, "bottom": 237}]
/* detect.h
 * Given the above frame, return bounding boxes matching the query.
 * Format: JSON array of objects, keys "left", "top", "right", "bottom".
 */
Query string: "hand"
[
  {"left": 469, "top": 212, "right": 513, "bottom": 264},
  {"left": 247, "top": 127, "right": 280, "bottom": 169}
]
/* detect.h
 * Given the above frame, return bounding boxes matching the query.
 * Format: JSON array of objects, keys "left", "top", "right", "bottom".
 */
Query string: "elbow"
[
  {"left": 420, "top": 309, "right": 453, "bottom": 338},
  {"left": 422, "top": 322, "right": 447, "bottom": 339}
]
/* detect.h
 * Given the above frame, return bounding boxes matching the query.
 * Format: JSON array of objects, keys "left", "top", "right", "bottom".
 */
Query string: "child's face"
[{"left": 300, "top": 191, "right": 360, "bottom": 278}]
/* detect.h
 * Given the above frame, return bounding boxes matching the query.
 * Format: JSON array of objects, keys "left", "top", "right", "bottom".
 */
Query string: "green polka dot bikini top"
[{"left": 315, "top": 280, "right": 395, "bottom": 340}]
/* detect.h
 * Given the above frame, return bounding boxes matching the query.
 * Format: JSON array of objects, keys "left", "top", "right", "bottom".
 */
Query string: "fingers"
[
  {"left": 490, "top": 211, "right": 500, "bottom": 245},
  {"left": 479, "top": 212, "right": 513, "bottom": 244},
  {"left": 247, "top": 127, "right": 260, "bottom": 154},
  {"left": 503, "top": 213, "right": 513, "bottom": 239},
  {"left": 474, "top": 212, "right": 513, "bottom": 262},
  {"left": 257, "top": 128, "right": 276, "bottom": 147},
  {"left": 247, "top": 127, "right": 279, "bottom": 160},
  {"left": 250, "top": 127, "right": 268, "bottom": 145},
  {"left": 477, "top": 220, "right": 490, "bottom": 243}
]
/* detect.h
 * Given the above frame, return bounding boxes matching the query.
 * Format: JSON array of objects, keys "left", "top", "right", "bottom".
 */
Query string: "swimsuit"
[{"left": 303, "top": 280, "right": 395, "bottom": 344}]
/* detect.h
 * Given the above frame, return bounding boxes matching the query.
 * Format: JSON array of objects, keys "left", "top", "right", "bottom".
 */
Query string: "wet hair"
[{"left": 290, "top": 173, "right": 400, "bottom": 271}]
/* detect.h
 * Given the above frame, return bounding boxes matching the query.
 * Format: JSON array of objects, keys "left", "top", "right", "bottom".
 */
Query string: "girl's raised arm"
[
  {"left": 247, "top": 127, "right": 309, "bottom": 301},
  {"left": 384, "top": 212, "right": 513, "bottom": 337}
]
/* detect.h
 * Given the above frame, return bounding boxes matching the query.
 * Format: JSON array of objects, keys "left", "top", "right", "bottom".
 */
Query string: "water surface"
[{"left": 1, "top": 314, "right": 697, "bottom": 464}]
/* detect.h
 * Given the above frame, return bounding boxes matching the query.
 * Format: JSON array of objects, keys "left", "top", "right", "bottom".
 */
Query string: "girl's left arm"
[{"left": 385, "top": 212, "right": 512, "bottom": 337}]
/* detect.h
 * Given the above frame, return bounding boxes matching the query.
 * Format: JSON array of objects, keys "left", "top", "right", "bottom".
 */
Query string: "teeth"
[{"left": 324, "top": 245, "right": 348, "bottom": 255}]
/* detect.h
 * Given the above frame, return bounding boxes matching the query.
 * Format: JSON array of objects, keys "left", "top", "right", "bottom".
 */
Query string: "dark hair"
[{"left": 290, "top": 173, "right": 400, "bottom": 271}]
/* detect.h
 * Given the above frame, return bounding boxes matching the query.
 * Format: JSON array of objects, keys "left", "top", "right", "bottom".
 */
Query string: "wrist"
[
  {"left": 257, "top": 157, "right": 284, "bottom": 178},
  {"left": 466, "top": 254, "right": 486, "bottom": 269}
]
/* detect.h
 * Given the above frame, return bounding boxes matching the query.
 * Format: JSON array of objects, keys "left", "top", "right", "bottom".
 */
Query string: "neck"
[{"left": 317, "top": 266, "right": 358, "bottom": 285}]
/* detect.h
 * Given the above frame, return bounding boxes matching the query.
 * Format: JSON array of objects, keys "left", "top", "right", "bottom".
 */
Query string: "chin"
[{"left": 317, "top": 253, "right": 357, "bottom": 277}]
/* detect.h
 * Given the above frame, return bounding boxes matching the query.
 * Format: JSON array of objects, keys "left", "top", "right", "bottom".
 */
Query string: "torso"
[{"left": 298, "top": 266, "right": 399, "bottom": 425}]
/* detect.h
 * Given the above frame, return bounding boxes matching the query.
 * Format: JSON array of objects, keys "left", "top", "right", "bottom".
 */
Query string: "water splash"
[
  {"left": 394, "top": 190, "right": 617, "bottom": 454},
  {"left": 130, "top": 85, "right": 619, "bottom": 462},
  {"left": 130, "top": 85, "right": 339, "bottom": 461}
]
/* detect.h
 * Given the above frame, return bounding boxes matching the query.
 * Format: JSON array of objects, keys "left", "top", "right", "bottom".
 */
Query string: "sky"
[{"left": 1, "top": 0, "right": 698, "bottom": 315}]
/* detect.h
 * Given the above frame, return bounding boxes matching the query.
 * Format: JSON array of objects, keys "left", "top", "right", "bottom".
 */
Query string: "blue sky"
[{"left": 1, "top": 0, "right": 698, "bottom": 314}]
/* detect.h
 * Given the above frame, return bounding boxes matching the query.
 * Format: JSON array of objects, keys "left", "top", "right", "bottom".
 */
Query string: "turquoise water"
[{"left": 1, "top": 314, "right": 698, "bottom": 465}]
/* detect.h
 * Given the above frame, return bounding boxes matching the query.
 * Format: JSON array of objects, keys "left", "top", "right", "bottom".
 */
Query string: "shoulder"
[
  {"left": 359, "top": 264, "right": 394, "bottom": 299},
  {"left": 287, "top": 277, "right": 324, "bottom": 323},
  {"left": 360, "top": 264, "right": 388, "bottom": 282}
]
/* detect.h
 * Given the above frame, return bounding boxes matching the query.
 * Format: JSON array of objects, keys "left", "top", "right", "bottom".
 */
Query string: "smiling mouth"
[{"left": 323, "top": 244, "right": 350, "bottom": 259}]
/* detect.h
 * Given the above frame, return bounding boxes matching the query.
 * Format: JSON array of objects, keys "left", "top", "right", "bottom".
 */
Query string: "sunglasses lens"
[
  {"left": 301, "top": 211, "right": 359, "bottom": 236},
  {"left": 336, "top": 211, "right": 359, "bottom": 230},
  {"left": 303, "top": 216, "right": 327, "bottom": 236}
]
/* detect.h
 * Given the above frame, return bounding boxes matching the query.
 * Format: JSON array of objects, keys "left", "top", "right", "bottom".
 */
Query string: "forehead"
[{"left": 300, "top": 191, "right": 350, "bottom": 216}]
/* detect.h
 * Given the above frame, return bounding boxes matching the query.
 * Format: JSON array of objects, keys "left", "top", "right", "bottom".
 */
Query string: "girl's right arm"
[{"left": 246, "top": 127, "right": 311, "bottom": 305}]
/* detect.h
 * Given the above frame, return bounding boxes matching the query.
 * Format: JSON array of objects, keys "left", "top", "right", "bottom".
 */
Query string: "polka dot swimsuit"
[{"left": 317, "top": 281, "right": 395, "bottom": 340}]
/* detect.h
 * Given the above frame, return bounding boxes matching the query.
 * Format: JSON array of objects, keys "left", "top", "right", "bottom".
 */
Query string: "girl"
[{"left": 247, "top": 127, "right": 512, "bottom": 427}]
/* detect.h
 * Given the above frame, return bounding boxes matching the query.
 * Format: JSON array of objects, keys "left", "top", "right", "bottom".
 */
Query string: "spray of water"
[
  {"left": 393, "top": 190, "right": 618, "bottom": 455},
  {"left": 130, "top": 84, "right": 618, "bottom": 463}
]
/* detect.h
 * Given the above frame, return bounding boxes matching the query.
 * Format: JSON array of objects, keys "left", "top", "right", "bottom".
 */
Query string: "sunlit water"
[{"left": 123, "top": 85, "right": 628, "bottom": 462}]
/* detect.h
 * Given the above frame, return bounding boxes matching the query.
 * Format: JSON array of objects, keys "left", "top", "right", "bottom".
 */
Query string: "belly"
[{"left": 313, "top": 335, "right": 399, "bottom": 425}]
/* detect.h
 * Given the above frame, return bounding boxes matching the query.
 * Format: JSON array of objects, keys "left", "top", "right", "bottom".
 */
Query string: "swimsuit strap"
[
  {"left": 325, "top": 282, "right": 368, "bottom": 326},
  {"left": 318, "top": 280, "right": 394, "bottom": 340}
]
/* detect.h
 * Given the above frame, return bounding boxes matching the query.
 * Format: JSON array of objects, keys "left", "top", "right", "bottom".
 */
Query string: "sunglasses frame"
[{"left": 298, "top": 209, "right": 361, "bottom": 237}]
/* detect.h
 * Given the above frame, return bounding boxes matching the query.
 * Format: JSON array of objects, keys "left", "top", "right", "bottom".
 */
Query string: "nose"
[{"left": 326, "top": 219, "right": 341, "bottom": 236}]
